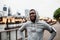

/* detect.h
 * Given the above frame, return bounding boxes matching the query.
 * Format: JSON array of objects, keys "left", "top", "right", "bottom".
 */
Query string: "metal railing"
[{"left": 0, "top": 28, "right": 20, "bottom": 40}]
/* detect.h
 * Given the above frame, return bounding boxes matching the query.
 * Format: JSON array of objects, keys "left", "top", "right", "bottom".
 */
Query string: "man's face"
[{"left": 29, "top": 11, "right": 36, "bottom": 22}]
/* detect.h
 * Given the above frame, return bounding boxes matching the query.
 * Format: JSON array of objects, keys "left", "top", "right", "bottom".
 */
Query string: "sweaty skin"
[{"left": 19, "top": 9, "right": 56, "bottom": 40}]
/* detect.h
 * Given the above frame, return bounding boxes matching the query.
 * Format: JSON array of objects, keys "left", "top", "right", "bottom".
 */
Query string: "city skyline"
[{"left": 0, "top": 0, "right": 60, "bottom": 18}]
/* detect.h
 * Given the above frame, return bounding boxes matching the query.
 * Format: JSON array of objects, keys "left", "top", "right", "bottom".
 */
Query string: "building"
[
  {"left": 0, "top": 11, "right": 4, "bottom": 17},
  {"left": 3, "top": 5, "right": 8, "bottom": 16},
  {"left": 25, "top": 9, "right": 29, "bottom": 18},
  {"left": 8, "top": 7, "right": 12, "bottom": 16},
  {"left": 0, "top": 5, "right": 12, "bottom": 17}
]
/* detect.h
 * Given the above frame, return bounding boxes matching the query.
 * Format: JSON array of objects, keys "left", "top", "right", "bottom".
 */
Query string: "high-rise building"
[
  {"left": 3, "top": 6, "right": 7, "bottom": 11},
  {"left": 25, "top": 9, "right": 29, "bottom": 18},
  {"left": 3, "top": 5, "right": 8, "bottom": 16},
  {"left": 17, "top": 12, "right": 21, "bottom": 15},
  {"left": 8, "top": 7, "right": 11, "bottom": 16},
  {"left": 0, "top": 11, "right": 4, "bottom": 17}
]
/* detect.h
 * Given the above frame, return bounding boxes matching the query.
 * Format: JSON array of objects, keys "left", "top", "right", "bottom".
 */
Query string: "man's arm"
[
  {"left": 44, "top": 22, "right": 56, "bottom": 40},
  {"left": 18, "top": 23, "right": 26, "bottom": 40},
  {"left": 48, "top": 27, "right": 56, "bottom": 40}
]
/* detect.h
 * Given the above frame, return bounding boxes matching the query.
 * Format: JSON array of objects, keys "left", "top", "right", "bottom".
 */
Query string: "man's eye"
[
  {"left": 30, "top": 13, "right": 34, "bottom": 14},
  {"left": 30, "top": 13, "right": 35, "bottom": 15}
]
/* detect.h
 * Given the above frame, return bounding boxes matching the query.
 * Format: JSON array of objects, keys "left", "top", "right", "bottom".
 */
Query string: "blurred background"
[{"left": 0, "top": 0, "right": 60, "bottom": 40}]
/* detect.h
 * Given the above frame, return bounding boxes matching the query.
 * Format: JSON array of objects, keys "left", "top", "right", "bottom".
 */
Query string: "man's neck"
[{"left": 31, "top": 20, "right": 35, "bottom": 23}]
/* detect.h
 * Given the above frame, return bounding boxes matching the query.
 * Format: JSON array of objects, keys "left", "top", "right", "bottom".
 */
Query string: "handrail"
[
  {"left": 0, "top": 28, "right": 20, "bottom": 40},
  {"left": 0, "top": 28, "right": 19, "bottom": 32}
]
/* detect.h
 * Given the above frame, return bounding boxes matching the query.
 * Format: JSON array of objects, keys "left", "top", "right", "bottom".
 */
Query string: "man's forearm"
[
  {"left": 18, "top": 38, "right": 22, "bottom": 40},
  {"left": 48, "top": 31, "right": 56, "bottom": 40},
  {"left": 20, "top": 31, "right": 24, "bottom": 38}
]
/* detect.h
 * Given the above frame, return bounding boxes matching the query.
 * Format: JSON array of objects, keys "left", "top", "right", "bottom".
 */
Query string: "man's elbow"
[
  {"left": 53, "top": 30, "right": 57, "bottom": 35},
  {"left": 51, "top": 30, "right": 57, "bottom": 36},
  {"left": 51, "top": 27, "right": 57, "bottom": 34},
  {"left": 50, "top": 28, "right": 57, "bottom": 35}
]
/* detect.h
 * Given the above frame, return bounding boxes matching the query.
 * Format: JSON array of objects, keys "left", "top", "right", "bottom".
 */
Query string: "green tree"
[{"left": 53, "top": 8, "right": 60, "bottom": 23}]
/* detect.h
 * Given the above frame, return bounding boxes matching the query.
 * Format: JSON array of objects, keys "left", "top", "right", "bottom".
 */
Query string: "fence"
[{"left": 0, "top": 28, "right": 20, "bottom": 40}]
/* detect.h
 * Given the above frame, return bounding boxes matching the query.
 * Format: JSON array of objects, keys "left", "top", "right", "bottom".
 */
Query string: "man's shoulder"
[
  {"left": 26, "top": 21, "right": 31, "bottom": 24},
  {"left": 38, "top": 20, "right": 51, "bottom": 28},
  {"left": 37, "top": 20, "right": 47, "bottom": 24},
  {"left": 23, "top": 21, "right": 31, "bottom": 26}
]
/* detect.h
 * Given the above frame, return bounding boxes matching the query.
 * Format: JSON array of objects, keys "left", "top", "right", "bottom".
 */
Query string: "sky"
[{"left": 0, "top": 0, "right": 60, "bottom": 18}]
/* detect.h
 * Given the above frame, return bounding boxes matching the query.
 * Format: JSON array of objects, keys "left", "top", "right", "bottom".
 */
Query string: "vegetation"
[{"left": 53, "top": 8, "right": 60, "bottom": 23}]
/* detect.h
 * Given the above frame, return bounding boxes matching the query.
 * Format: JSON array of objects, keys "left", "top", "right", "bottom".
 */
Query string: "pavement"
[{"left": 43, "top": 22, "right": 60, "bottom": 40}]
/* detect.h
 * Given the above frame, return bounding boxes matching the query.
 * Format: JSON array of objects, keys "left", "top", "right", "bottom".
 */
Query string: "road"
[{"left": 43, "top": 22, "right": 60, "bottom": 40}]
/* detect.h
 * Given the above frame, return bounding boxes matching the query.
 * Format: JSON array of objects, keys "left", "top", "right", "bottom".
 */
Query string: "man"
[{"left": 18, "top": 9, "right": 56, "bottom": 40}]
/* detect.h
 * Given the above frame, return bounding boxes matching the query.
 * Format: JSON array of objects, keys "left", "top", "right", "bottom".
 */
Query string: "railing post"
[
  {"left": 0, "top": 32, "right": 1, "bottom": 40},
  {"left": 9, "top": 31, "right": 11, "bottom": 40},
  {"left": 16, "top": 30, "right": 17, "bottom": 40}
]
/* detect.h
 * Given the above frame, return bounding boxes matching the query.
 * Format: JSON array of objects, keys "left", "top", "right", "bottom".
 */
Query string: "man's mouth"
[{"left": 31, "top": 16, "right": 35, "bottom": 18}]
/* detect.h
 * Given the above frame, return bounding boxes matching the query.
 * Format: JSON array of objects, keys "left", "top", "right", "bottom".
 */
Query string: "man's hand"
[{"left": 18, "top": 38, "right": 22, "bottom": 40}]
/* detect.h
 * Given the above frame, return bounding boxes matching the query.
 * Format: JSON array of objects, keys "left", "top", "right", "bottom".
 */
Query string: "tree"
[{"left": 53, "top": 8, "right": 60, "bottom": 23}]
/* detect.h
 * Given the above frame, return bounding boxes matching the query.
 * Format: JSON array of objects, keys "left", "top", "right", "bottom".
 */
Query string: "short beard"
[{"left": 30, "top": 16, "right": 36, "bottom": 23}]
